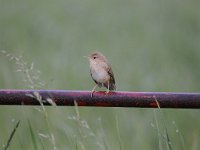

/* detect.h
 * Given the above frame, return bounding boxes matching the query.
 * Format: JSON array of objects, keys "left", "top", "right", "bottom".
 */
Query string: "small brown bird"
[{"left": 85, "top": 51, "right": 116, "bottom": 97}]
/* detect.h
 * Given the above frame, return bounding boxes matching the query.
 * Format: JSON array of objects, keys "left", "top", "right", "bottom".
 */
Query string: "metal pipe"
[{"left": 0, "top": 89, "right": 200, "bottom": 108}]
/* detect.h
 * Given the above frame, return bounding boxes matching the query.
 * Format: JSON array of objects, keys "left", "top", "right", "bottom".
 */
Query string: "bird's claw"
[
  {"left": 91, "top": 91, "right": 95, "bottom": 97},
  {"left": 105, "top": 90, "right": 109, "bottom": 95}
]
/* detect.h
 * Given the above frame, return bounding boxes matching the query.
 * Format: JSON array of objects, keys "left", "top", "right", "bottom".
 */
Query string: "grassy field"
[{"left": 0, "top": 0, "right": 200, "bottom": 149}]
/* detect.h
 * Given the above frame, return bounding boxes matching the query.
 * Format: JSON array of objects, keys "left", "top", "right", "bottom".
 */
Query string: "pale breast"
[{"left": 90, "top": 64, "right": 110, "bottom": 83}]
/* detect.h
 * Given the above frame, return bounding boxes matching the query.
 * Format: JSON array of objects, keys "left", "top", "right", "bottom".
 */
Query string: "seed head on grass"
[
  {"left": 1, "top": 50, "right": 45, "bottom": 89},
  {"left": 1, "top": 50, "right": 58, "bottom": 149}
]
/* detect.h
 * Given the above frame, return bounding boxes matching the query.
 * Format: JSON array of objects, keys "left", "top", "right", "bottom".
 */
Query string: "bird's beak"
[{"left": 83, "top": 56, "right": 89, "bottom": 59}]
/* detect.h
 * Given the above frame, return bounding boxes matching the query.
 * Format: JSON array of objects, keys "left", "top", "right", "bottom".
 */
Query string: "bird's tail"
[
  {"left": 104, "top": 82, "right": 116, "bottom": 91},
  {"left": 109, "top": 83, "right": 116, "bottom": 91}
]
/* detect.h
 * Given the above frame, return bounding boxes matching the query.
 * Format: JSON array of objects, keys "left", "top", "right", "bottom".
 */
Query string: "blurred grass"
[{"left": 0, "top": 0, "right": 200, "bottom": 149}]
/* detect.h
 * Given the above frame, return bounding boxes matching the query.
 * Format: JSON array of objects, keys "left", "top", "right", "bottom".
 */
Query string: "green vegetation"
[{"left": 0, "top": 0, "right": 200, "bottom": 149}]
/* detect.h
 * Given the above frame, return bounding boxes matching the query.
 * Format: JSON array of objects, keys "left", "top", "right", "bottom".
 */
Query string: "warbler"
[{"left": 85, "top": 51, "right": 116, "bottom": 97}]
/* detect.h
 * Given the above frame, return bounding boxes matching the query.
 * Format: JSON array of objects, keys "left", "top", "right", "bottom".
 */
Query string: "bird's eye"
[{"left": 93, "top": 56, "right": 96, "bottom": 59}]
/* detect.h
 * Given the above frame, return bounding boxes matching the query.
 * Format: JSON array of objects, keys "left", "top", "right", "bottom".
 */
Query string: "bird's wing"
[
  {"left": 108, "top": 67, "right": 115, "bottom": 84},
  {"left": 103, "top": 63, "right": 116, "bottom": 90}
]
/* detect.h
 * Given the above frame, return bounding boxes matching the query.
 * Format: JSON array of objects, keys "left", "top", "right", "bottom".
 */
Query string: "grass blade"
[
  {"left": 28, "top": 120, "right": 38, "bottom": 150},
  {"left": 4, "top": 120, "right": 20, "bottom": 150}
]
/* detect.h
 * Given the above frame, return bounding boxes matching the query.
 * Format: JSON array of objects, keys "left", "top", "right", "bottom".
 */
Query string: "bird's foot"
[
  {"left": 105, "top": 89, "right": 110, "bottom": 95},
  {"left": 91, "top": 91, "right": 95, "bottom": 97}
]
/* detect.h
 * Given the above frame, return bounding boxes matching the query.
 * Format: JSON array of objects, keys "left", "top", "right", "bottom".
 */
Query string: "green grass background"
[{"left": 0, "top": 0, "right": 200, "bottom": 149}]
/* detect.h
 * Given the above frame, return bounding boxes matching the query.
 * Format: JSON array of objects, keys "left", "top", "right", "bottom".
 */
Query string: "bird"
[{"left": 85, "top": 51, "right": 116, "bottom": 97}]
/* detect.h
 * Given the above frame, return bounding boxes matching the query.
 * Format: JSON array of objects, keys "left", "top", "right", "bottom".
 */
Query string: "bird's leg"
[
  {"left": 105, "top": 80, "right": 110, "bottom": 95},
  {"left": 91, "top": 84, "right": 98, "bottom": 97}
]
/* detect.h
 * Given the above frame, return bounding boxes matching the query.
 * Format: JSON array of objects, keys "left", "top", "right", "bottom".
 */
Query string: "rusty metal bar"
[{"left": 0, "top": 89, "right": 200, "bottom": 108}]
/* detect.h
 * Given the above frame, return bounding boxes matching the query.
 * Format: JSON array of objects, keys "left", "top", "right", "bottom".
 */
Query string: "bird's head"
[{"left": 85, "top": 51, "right": 108, "bottom": 65}]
